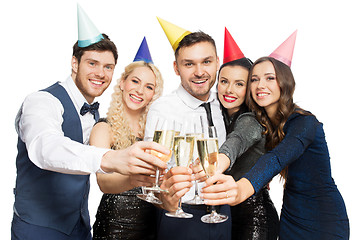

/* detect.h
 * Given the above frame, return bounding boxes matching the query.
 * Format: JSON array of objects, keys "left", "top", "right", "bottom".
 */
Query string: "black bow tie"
[{"left": 80, "top": 102, "right": 99, "bottom": 121}]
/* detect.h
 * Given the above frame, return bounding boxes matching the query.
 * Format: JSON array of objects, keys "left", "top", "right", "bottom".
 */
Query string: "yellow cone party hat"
[{"left": 157, "top": 17, "right": 191, "bottom": 51}]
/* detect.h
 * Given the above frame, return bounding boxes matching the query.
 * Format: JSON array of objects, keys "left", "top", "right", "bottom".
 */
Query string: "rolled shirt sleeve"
[{"left": 17, "top": 91, "right": 108, "bottom": 175}]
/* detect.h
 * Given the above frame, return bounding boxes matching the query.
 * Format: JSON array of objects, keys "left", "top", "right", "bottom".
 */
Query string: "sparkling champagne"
[
  {"left": 151, "top": 130, "right": 175, "bottom": 163},
  {"left": 173, "top": 135, "right": 195, "bottom": 167},
  {"left": 186, "top": 133, "right": 203, "bottom": 161},
  {"left": 197, "top": 138, "right": 218, "bottom": 176}
]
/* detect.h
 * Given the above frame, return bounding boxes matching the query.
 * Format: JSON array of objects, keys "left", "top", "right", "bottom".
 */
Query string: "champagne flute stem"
[
  {"left": 155, "top": 168, "right": 160, "bottom": 187},
  {"left": 210, "top": 205, "right": 216, "bottom": 214},
  {"left": 178, "top": 198, "right": 182, "bottom": 209},
  {"left": 194, "top": 180, "right": 199, "bottom": 195}
]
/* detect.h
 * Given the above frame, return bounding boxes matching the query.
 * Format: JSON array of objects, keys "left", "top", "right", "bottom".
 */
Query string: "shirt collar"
[
  {"left": 176, "top": 84, "right": 216, "bottom": 109},
  {"left": 63, "top": 76, "right": 90, "bottom": 111}
]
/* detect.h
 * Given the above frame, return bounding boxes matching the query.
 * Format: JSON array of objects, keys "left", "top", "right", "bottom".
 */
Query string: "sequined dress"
[
  {"left": 244, "top": 112, "right": 349, "bottom": 239},
  {"left": 92, "top": 119, "right": 156, "bottom": 240},
  {"left": 220, "top": 112, "right": 279, "bottom": 240},
  {"left": 92, "top": 189, "right": 156, "bottom": 239}
]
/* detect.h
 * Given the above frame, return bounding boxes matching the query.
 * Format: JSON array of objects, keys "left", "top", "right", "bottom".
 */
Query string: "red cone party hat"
[
  {"left": 223, "top": 27, "right": 245, "bottom": 64},
  {"left": 269, "top": 30, "right": 297, "bottom": 67}
]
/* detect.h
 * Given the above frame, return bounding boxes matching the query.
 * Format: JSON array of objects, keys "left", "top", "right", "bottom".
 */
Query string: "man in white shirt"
[
  {"left": 145, "top": 31, "right": 231, "bottom": 240},
  {"left": 11, "top": 34, "right": 169, "bottom": 239}
]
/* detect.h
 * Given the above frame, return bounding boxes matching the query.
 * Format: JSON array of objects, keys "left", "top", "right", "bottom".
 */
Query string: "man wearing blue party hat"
[{"left": 11, "top": 5, "right": 168, "bottom": 240}]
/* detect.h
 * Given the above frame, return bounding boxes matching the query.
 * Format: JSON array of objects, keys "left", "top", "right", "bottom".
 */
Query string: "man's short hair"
[
  {"left": 72, "top": 34, "right": 118, "bottom": 64},
  {"left": 175, "top": 31, "right": 217, "bottom": 58}
]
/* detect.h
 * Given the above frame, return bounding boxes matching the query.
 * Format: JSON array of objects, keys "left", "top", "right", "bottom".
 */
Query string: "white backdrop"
[{"left": 1, "top": 0, "right": 359, "bottom": 238}]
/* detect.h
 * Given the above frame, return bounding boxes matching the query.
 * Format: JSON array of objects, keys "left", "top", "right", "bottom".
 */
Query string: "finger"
[
  {"left": 194, "top": 171, "right": 206, "bottom": 181},
  {"left": 200, "top": 184, "right": 225, "bottom": 194},
  {"left": 160, "top": 187, "right": 190, "bottom": 210},
  {"left": 167, "top": 166, "right": 192, "bottom": 176},
  {"left": 163, "top": 167, "right": 192, "bottom": 181},
  {"left": 139, "top": 141, "right": 171, "bottom": 156},
  {"left": 203, "top": 197, "right": 235, "bottom": 206},
  {"left": 200, "top": 189, "right": 236, "bottom": 206},
  {"left": 165, "top": 183, "right": 192, "bottom": 198},
  {"left": 203, "top": 174, "right": 225, "bottom": 186},
  {"left": 127, "top": 165, "right": 157, "bottom": 176},
  {"left": 190, "top": 163, "right": 204, "bottom": 174},
  {"left": 132, "top": 150, "right": 167, "bottom": 170},
  {"left": 162, "top": 174, "right": 193, "bottom": 189}
]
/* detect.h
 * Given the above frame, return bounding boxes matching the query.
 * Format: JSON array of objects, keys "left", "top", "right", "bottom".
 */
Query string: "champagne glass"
[
  {"left": 165, "top": 130, "right": 194, "bottom": 218},
  {"left": 136, "top": 136, "right": 162, "bottom": 204},
  {"left": 184, "top": 115, "right": 205, "bottom": 205},
  {"left": 137, "top": 118, "right": 175, "bottom": 204},
  {"left": 198, "top": 126, "right": 228, "bottom": 223}
]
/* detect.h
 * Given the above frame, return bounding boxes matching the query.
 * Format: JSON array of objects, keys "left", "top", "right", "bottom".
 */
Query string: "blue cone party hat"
[
  {"left": 133, "top": 37, "right": 153, "bottom": 63},
  {"left": 77, "top": 4, "right": 104, "bottom": 47}
]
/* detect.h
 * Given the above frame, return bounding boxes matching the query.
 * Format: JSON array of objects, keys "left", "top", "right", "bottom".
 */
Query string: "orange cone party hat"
[
  {"left": 223, "top": 27, "right": 245, "bottom": 64},
  {"left": 157, "top": 17, "right": 191, "bottom": 51},
  {"left": 269, "top": 30, "right": 297, "bottom": 67}
]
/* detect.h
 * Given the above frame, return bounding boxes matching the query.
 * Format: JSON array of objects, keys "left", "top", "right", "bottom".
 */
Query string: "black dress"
[
  {"left": 220, "top": 112, "right": 279, "bottom": 240},
  {"left": 92, "top": 188, "right": 156, "bottom": 240},
  {"left": 92, "top": 119, "right": 156, "bottom": 240}
]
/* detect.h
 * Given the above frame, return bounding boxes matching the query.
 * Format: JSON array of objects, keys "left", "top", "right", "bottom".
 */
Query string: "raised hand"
[
  {"left": 158, "top": 166, "right": 194, "bottom": 212},
  {"left": 201, "top": 175, "right": 255, "bottom": 206},
  {"left": 101, "top": 141, "right": 169, "bottom": 175}
]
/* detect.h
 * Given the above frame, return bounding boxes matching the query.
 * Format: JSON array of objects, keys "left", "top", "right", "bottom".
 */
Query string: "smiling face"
[
  {"left": 174, "top": 41, "right": 219, "bottom": 101},
  {"left": 250, "top": 60, "right": 281, "bottom": 119},
  {"left": 120, "top": 66, "right": 156, "bottom": 114},
  {"left": 217, "top": 65, "right": 249, "bottom": 116},
  {"left": 72, "top": 50, "right": 116, "bottom": 103}
]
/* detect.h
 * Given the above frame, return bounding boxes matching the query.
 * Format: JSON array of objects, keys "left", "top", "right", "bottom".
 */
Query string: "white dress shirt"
[
  {"left": 15, "top": 76, "right": 108, "bottom": 175},
  {"left": 145, "top": 84, "right": 226, "bottom": 202}
]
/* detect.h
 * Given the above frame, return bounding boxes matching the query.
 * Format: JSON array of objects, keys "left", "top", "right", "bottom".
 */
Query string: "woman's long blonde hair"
[{"left": 106, "top": 61, "right": 163, "bottom": 150}]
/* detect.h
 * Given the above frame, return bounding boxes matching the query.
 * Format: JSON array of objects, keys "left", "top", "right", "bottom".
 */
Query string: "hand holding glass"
[
  {"left": 184, "top": 115, "right": 205, "bottom": 205},
  {"left": 165, "top": 134, "right": 194, "bottom": 218},
  {"left": 137, "top": 119, "right": 175, "bottom": 204},
  {"left": 198, "top": 126, "right": 228, "bottom": 223}
]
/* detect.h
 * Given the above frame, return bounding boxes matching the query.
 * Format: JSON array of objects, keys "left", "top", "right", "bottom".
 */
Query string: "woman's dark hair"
[
  {"left": 72, "top": 33, "right": 118, "bottom": 64},
  {"left": 175, "top": 31, "right": 217, "bottom": 58},
  {"left": 219, "top": 57, "right": 253, "bottom": 73},
  {"left": 246, "top": 56, "right": 310, "bottom": 180}
]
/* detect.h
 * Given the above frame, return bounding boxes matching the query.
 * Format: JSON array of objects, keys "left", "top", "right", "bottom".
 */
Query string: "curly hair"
[
  {"left": 246, "top": 57, "right": 309, "bottom": 180},
  {"left": 106, "top": 61, "right": 163, "bottom": 150}
]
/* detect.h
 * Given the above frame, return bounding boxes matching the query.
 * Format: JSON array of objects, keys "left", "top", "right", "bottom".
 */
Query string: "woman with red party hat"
[
  {"left": 212, "top": 27, "right": 280, "bottom": 239},
  {"left": 202, "top": 31, "right": 350, "bottom": 239}
]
